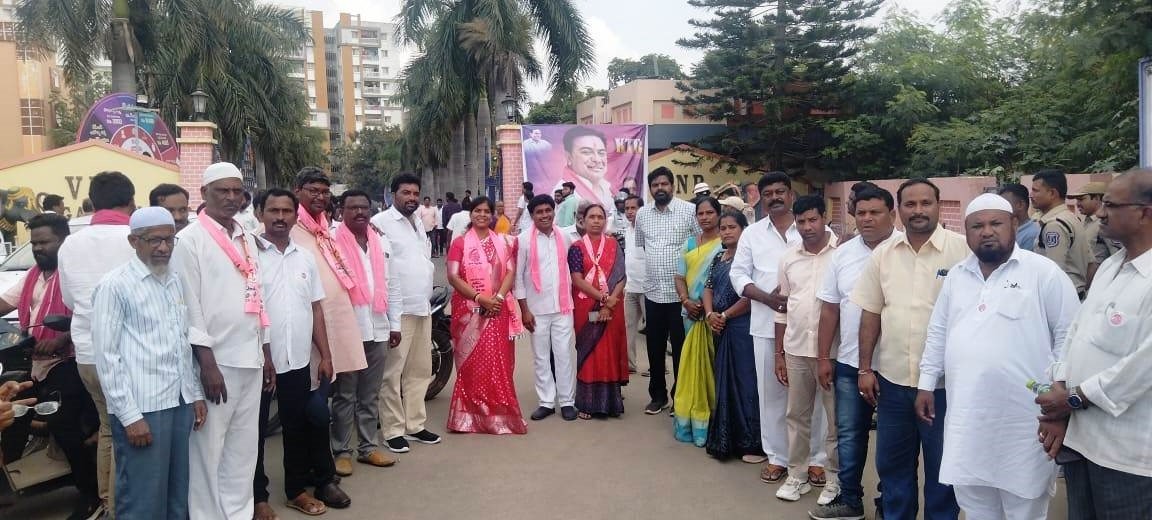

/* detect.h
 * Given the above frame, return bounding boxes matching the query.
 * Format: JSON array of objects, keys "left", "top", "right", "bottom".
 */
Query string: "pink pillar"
[
  {"left": 497, "top": 124, "right": 524, "bottom": 219},
  {"left": 176, "top": 122, "right": 219, "bottom": 209}
]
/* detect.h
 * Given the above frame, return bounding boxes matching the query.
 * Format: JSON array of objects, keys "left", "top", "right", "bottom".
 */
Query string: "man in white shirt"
[
  {"left": 729, "top": 171, "right": 826, "bottom": 483},
  {"left": 446, "top": 203, "right": 472, "bottom": 244},
  {"left": 1036, "top": 170, "right": 1152, "bottom": 518},
  {"left": 372, "top": 174, "right": 443, "bottom": 453},
  {"left": 236, "top": 191, "right": 261, "bottom": 232},
  {"left": 810, "top": 186, "right": 901, "bottom": 520},
  {"left": 515, "top": 182, "right": 534, "bottom": 234},
  {"left": 416, "top": 196, "right": 442, "bottom": 257},
  {"left": 58, "top": 170, "right": 139, "bottom": 513},
  {"left": 93, "top": 207, "right": 206, "bottom": 519},
  {"left": 516, "top": 194, "right": 578, "bottom": 421},
  {"left": 915, "top": 194, "right": 1079, "bottom": 520},
  {"left": 623, "top": 195, "right": 646, "bottom": 373},
  {"left": 251, "top": 189, "right": 348, "bottom": 518},
  {"left": 331, "top": 190, "right": 403, "bottom": 470},
  {"left": 172, "top": 163, "right": 272, "bottom": 519},
  {"left": 773, "top": 195, "right": 840, "bottom": 505}
]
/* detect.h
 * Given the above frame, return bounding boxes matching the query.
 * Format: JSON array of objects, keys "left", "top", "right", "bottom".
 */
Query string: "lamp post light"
[
  {"left": 501, "top": 94, "right": 516, "bottom": 123},
  {"left": 190, "top": 89, "right": 209, "bottom": 121}
]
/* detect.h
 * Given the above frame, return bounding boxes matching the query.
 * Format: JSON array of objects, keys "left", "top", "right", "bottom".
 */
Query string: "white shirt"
[
  {"left": 58, "top": 223, "right": 135, "bottom": 365},
  {"left": 93, "top": 258, "right": 203, "bottom": 426},
  {"left": 350, "top": 233, "right": 404, "bottom": 342},
  {"left": 1057, "top": 247, "right": 1152, "bottom": 477},
  {"left": 237, "top": 207, "right": 260, "bottom": 232},
  {"left": 514, "top": 228, "right": 573, "bottom": 315},
  {"left": 257, "top": 237, "right": 325, "bottom": 374},
  {"left": 729, "top": 217, "right": 800, "bottom": 338},
  {"left": 372, "top": 207, "right": 434, "bottom": 316},
  {"left": 817, "top": 231, "right": 903, "bottom": 367},
  {"left": 516, "top": 196, "right": 532, "bottom": 233},
  {"left": 918, "top": 247, "right": 1079, "bottom": 498},
  {"left": 171, "top": 217, "right": 266, "bottom": 368},
  {"left": 624, "top": 222, "right": 646, "bottom": 293},
  {"left": 446, "top": 212, "right": 471, "bottom": 242}
]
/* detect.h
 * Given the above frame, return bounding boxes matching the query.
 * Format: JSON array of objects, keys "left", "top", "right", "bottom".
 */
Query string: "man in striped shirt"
[{"left": 93, "top": 207, "right": 206, "bottom": 519}]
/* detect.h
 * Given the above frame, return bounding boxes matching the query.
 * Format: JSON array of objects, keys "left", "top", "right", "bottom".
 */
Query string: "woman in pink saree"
[{"left": 445, "top": 197, "right": 527, "bottom": 434}]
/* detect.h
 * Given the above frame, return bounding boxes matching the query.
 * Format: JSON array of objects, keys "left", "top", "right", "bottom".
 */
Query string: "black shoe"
[
  {"left": 644, "top": 400, "right": 668, "bottom": 415},
  {"left": 560, "top": 406, "right": 578, "bottom": 421},
  {"left": 314, "top": 481, "right": 351, "bottom": 509},
  {"left": 530, "top": 406, "right": 555, "bottom": 420},
  {"left": 404, "top": 429, "right": 442, "bottom": 445},
  {"left": 65, "top": 499, "right": 103, "bottom": 520},
  {"left": 808, "top": 495, "right": 865, "bottom": 520},
  {"left": 385, "top": 436, "right": 411, "bottom": 453}
]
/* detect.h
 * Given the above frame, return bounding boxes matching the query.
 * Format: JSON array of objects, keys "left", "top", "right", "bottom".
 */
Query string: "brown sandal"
[
  {"left": 808, "top": 466, "right": 827, "bottom": 487},
  {"left": 760, "top": 464, "right": 787, "bottom": 483},
  {"left": 286, "top": 493, "right": 327, "bottom": 516}
]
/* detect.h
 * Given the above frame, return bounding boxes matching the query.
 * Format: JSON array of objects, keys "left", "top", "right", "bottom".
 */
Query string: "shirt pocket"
[
  {"left": 995, "top": 289, "right": 1027, "bottom": 320},
  {"left": 1089, "top": 306, "right": 1138, "bottom": 356}
]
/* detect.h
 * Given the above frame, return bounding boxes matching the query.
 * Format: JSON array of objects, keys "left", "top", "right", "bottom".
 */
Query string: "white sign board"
[{"left": 1140, "top": 57, "right": 1152, "bottom": 168}]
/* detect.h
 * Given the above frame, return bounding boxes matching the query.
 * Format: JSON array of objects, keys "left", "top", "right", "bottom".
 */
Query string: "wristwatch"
[{"left": 1067, "top": 386, "right": 1088, "bottom": 410}]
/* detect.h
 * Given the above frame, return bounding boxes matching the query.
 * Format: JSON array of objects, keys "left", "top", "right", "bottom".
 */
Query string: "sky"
[{"left": 272, "top": 0, "right": 962, "bottom": 102}]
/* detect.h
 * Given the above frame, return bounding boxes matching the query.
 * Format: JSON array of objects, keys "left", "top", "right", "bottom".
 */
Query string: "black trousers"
[
  {"left": 644, "top": 299, "right": 686, "bottom": 403},
  {"left": 31, "top": 360, "right": 99, "bottom": 503},
  {"left": 254, "top": 366, "right": 336, "bottom": 503},
  {"left": 1065, "top": 457, "right": 1152, "bottom": 519}
]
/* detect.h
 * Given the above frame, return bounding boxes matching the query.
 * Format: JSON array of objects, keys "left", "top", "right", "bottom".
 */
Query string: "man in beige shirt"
[
  {"left": 1032, "top": 170, "right": 1094, "bottom": 297},
  {"left": 851, "top": 179, "right": 968, "bottom": 520},
  {"left": 773, "top": 195, "right": 840, "bottom": 505}
]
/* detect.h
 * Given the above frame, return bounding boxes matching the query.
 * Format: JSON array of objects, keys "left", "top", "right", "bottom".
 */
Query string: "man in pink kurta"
[{"left": 292, "top": 168, "right": 366, "bottom": 378}]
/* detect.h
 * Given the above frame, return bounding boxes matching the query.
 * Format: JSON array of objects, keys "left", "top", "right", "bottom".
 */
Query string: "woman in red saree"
[
  {"left": 445, "top": 197, "right": 527, "bottom": 434},
  {"left": 568, "top": 203, "right": 629, "bottom": 419}
]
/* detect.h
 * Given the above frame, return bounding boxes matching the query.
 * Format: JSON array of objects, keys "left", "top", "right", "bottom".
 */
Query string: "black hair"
[
  {"left": 719, "top": 210, "right": 749, "bottom": 229},
  {"left": 896, "top": 178, "right": 941, "bottom": 204},
  {"left": 391, "top": 172, "right": 422, "bottom": 193},
  {"left": 695, "top": 196, "right": 722, "bottom": 215},
  {"left": 580, "top": 202, "right": 607, "bottom": 218},
  {"left": 648, "top": 166, "right": 674, "bottom": 187},
  {"left": 243, "top": 191, "right": 253, "bottom": 203},
  {"left": 850, "top": 181, "right": 880, "bottom": 196},
  {"left": 853, "top": 186, "right": 894, "bottom": 211},
  {"left": 792, "top": 194, "right": 827, "bottom": 216},
  {"left": 423, "top": 196, "right": 432, "bottom": 201},
  {"left": 562, "top": 126, "right": 607, "bottom": 152},
  {"left": 624, "top": 195, "right": 643, "bottom": 207},
  {"left": 42, "top": 194, "right": 64, "bottom": 211},
  {"left": 341, "top": 189, "right": 372, "bottom": 205},
  {"left": 522, "top": 181, "right": 533, "bottom": 191},
  {"left": 1033, "top": 169, "right": 1068, "bottom": 198},
  {"left": 89, "top": 171, "right": 136, "bottom": 210},
  {"left": 295, "top": 166, "right": 331, "bottom": 189},
  {"left": 28, "top": 212, "right": 70, "bottom": 240},
  {"left": 446, "top": 191, "right": 456, "bottom": 201},
  {"left": 256, "top": 188, "right": 298, "bottom": 211},
  {"left": 469, "top": 196, "right": 493, "bottom": 213},
  {"left": 527, "top": 194, "right": 556, "bottom": 214},
  {"left": 562, "top": 181, "right": 576, "bottom": 190},
  {"left": 757, "top": 171, "right": 791, "bottom": 194},
  {"left": 997, "top": 184, "right": 1031, "bottom": 209},
  {"left": 81, "top": 199, "right": 93, "bottom": 213},
  {"left": 150, "top": 184, "right": 189, "bottom": 206}
]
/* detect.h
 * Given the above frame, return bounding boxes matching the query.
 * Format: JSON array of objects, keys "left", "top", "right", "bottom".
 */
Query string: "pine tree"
[{"left": 678, "top": 0, "right": 881, "bottom": 171}]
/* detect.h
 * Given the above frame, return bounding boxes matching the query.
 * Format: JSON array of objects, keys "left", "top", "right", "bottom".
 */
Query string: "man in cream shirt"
[{"left": 623, "top": 195, "right": 646, "bottom": 374}]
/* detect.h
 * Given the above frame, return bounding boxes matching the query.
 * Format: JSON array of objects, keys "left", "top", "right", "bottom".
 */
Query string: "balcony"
[
  {"left": 365, "top": 106, "right": 382, "bottom": 115},
  {"left": 362, "top": 86, "right": 384, "bottom": 97},
  {"left": 287, "top": 71, "right": 306, "bottom": 79},
  {"left": 362, "top": 54, "right": 380, "bottom": 65},
  {"left": 360, "top": 37, "right": 380, "bottom": 47},
  {"left": 363, "top": 71, "right": 382, "bottom": 81}
]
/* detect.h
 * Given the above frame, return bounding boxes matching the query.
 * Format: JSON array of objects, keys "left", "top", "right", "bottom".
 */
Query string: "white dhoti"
[
  {"left": 753, "top": 337, "right": 827, "bottom": 467},
  {"left": 531, "top": 312, "right": 576, "bottom": 409},
  {"left": 189, "top": 366, "right": 262, "bottom": 520},
  {"left": 954, "top": 484, "right": 1052, "bottom": 520}
]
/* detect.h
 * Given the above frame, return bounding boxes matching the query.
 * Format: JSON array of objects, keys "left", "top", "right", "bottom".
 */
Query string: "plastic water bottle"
[{"left": 1026, "top": 379, "right": 1052, "bottom": 395}]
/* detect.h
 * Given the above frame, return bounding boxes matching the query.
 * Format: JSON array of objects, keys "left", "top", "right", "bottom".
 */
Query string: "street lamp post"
[
  {"left": 191, "top": 89, "right": 209, "bottom": 121},
  {"left": 501, "top": 94, "right": 517, "bottom": 123}
]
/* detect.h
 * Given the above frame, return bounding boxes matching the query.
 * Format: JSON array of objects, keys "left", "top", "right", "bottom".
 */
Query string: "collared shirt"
[
  {"left": 635, "top": 197, "right": 699, "bottom": 303},
  {"left": 2, "top": 271, "right": 70, "bottom": 379},
  {"left": 917, "top": 246, "right": 1079, "bottom": 498},
  {"left": 514, "top": 227, "right": 573, "bottom": 315},
  {"left": 775, "top": 234, "right": 839, "bottom": 357},
  {"left": 58, "top": 223, "right": 135, "bottom": 365},
  {"left": 555, "top": 194, "right": 581, "bottom": 228},
  {"left": 1016, "top": 219, "right": 1039, "bottom": 252},
  {"left": 257, "top": 237, "right": 324, "bottom": 374},
  {"left": 350, "top": 233, "right": 404, "bottom": 342},
  {"left": 1057, "top": 247, "right": 1152, "bottom": 477},
  {"left": 817, "top": 231, "right": 903, "bottom": 368},
  {"left": 624, "top": 222, "right": 646, "bottom": 293},
  {"left": 1083, "top": 214, "right": 1123, "bottom": 263},
  {"left": 171, "top": 217, "right": 265, "bottom": 368},
  {"left": 93, "top": 258, "right": 202, "bottom": 426},
  {"left": 1036, "top": 205, "right": 1092, "bottom": 293},
  {"left": 441, "top": 201, "right": 462, "bottom": 229},
  {"left": 516, "top": 196, "right": 532, "bottom": 233},
  {"left": 851, "top": 226, "right": 969, "bottom": 387},
  {"left": 446, "top": 212, "right": 471, "bottom": 242},
  {"left": 730, "top": 216, "right": 800, "bottom": 338},
  {"left": 416, "top": 205, "right": 440, "bottom": 231},
  {"left": 372, "top": 207, "right": 434, "bottom": 316}
]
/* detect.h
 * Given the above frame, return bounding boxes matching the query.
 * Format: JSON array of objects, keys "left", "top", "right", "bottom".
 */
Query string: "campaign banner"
[
  {"left": 521, "top": 124, "right": 647, "bottom": 218},
  {"left": 76, "top": 93, "right": 179, "bottom": 163}
]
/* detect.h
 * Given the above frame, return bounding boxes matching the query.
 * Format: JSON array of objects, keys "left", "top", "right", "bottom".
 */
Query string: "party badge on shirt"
[{"left": 1109, "top": 311, "right": 1126, "bottom": 327}]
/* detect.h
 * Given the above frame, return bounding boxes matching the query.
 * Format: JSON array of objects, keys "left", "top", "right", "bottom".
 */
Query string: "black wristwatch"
[{"left": 1067, "top": 386, "right": 1088, "bottom": 410}]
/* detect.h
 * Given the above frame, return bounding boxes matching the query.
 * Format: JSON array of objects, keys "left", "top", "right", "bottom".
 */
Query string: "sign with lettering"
[
  {"left": 76, "top": 93, "right": 179, "bottom": 163},
  {"left": 521, "top": 124, "right": 648, "bottom": 215}
]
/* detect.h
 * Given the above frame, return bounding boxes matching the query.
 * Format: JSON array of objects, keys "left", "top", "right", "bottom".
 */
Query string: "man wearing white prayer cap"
[
  {"left": 913, "top": 193, "right": 1079, "bottom": 520},
  {"left": 171, "top": 162, "right": 272, "bottom": 519},
  {"left": 94, "top": 206, "right": 207, "bottom": 518}
]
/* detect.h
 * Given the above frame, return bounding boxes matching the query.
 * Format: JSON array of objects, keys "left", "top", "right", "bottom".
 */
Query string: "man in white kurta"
[
  {"left": 172, "top": 163, "right": 269, "bottom": 520},
  {"left": 915, "top": 194, "right": 1080, "bottom": 520}
]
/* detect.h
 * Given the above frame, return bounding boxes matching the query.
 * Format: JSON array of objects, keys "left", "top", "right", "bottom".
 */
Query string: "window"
[
  {"left": 384, "top": 116, "right": 392, "bottom": 123},
  {"left": 20, "top": 99, "right": 45, "bottom": 136},
  {"left": 15, "top": 44, "right": 35, "bottom": 61},
  {"left": 306, "top": 63, "right": 314, "bottom": 71},
  {"left": 382, "top": 67, "right": 389, "bottom": 75},
  {"left": 0, "top": 22, "right": 15, "bottom": 42},
  {"left": 383, "top": 50, "right": 389, "bottom": 58},
  {"left": 661, "top": 103, "right": 676, "bottom": 119}
]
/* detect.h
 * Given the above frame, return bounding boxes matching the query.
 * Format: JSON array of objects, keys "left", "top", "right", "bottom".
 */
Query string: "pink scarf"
[
  {"left": 577, "top": 234, "right": 608, "bottom": 300},
  {"left": 529, "top": 226, "right": 574, "bottom": 312},
  {"left": 333, "top": 223, "right": 388, "bottom": 314},
  {"left": 297, "top": 207, "right": 357, "bottom": 292},
  {"left": 19, "top": 267, "right": 71, "bottom": 342},
  {"left": 90, "top": 209, "right": 131, "bottom": 226},
  {"left": 197, "top": 211, "right": 270, "bottom": 327},
  {"left": 462, "top": 229, "right": 523, "bottom": 337}
]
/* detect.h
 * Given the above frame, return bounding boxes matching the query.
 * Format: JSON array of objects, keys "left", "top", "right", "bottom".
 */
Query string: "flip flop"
[
  {"left": 760, "top": 464, "right": 787, "bottom": 483},
  {"left": 286, "top": 494, "right": 327, "bottom": 516},
  {"left": 808, "top": 466, "right": 827, "bottom": 487}
]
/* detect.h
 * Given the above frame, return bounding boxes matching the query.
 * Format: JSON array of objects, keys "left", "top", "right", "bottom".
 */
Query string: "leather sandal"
[
  {"left": 286, "top": 493, "right": 326, "bottom": 516},
  {"left": 760, "top": 464, "right": 787, "bottom": 483}
]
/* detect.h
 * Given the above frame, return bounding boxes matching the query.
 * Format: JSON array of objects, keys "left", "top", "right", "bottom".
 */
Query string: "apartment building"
[{"left": 0, "top": 0, "right": 58, "bottom": 164}]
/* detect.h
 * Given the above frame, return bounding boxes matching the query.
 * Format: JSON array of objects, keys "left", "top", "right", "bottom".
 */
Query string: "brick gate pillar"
[
  {"left": 176, "top": 121, "right": 218, "bottom": 208},
  {"left": 496, "top": 124, "right": 523, "bottom": 222}
]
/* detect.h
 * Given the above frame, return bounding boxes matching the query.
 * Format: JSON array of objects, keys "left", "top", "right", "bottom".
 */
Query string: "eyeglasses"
[
  {"left": 300, "top": 186, "right": 332, "bottom": 198},
  {"left": 140, "top": 236, "right": 178, "bottom": 248},
  {"left": 11, "top": 388, "right": 60, "bottom": 418},
  {"left": 1102, "top": 201, "right": 1151, "bottom": 210}
]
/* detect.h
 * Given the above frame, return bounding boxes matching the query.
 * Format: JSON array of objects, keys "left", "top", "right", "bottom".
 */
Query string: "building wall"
[
  {"left": 576, "top": 79, "right": 723, "bottom": 125},
  {"left": 0, "top": 1, "right": 59, "bottom": 164}
]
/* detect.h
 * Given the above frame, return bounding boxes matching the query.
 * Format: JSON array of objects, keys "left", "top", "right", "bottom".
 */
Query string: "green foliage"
[
  {"left": 330, "top": 126, "right": 404, "bottom": 199},
  {"left": 524, "top": 86, "right": 607, "bottom": 124},
  {"left": 49, "top": 74, "right": 111, "bottom": 148},
  {"left": 607, "top": 54, "right": 686, "bottom": 87}
]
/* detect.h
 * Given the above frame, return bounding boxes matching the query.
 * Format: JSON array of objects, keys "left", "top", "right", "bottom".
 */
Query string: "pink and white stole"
[
  {"left": 529, "top": 226, "right": 574, "bottom": 312},
  {"left": 198, "top": 211, "right": 270, "bottom": 327},
  {"left": 462, "top": 228, "right": 523, "bottom": 337},
  {"left": 333, "top": 223, "right": 389, "bottom": 314}
]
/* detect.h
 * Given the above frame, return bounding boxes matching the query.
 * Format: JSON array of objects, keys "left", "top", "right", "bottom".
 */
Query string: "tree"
[
  {"left": 330, "top": 126, "right": 404, "bottom": 199},
  {"left": 677, "top": 0, "right": 882, "bottom": 172},
  {"left": 49, "top": 74, "right": 111, "bottom": 148},
  {"left": 607, "top": 53, "right": 685, "bottom": 87},
  {"left": 525, "top": 86, "right": 607, "bottom": 124}
]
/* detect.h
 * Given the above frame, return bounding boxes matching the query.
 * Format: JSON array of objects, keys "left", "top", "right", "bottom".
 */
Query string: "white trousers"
[
  {"left": 624, "top": 292, "right": 646, "bottom": 371},
  {"left": 752, "top": 337, "right": 828, "bottom": 467},
  {"left": 954, "top": 484, "right": 1051, "bottom": 520},
  {"left": 189, "top": 366, "right": 261, "bottom": 520},
  {"left": 531, "top": 312, "right": 576, "bottom": 408}
]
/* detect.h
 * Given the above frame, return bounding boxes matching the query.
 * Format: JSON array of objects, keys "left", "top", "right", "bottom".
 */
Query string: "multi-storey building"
[{"left": 0, "top": 0, "right": 59, "bottom": 164}]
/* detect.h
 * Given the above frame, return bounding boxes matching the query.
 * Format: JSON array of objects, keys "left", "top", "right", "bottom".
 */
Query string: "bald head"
[{"left": 1099, "top": 169, "right": 1152, "bottom": 254}]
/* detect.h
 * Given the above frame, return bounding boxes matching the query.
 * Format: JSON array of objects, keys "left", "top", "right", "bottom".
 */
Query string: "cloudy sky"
[{"left": 272, "top": 0, "right": 963, "bottom": 102}]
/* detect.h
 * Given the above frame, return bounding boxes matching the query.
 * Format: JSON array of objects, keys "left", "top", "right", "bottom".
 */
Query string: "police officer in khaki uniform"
[
  {"left": 1030, "top": 170, "right": 1094, "bottom": 298},
  {"left": 1070, "top": 180, "right": 1123, "bottom": 266}
]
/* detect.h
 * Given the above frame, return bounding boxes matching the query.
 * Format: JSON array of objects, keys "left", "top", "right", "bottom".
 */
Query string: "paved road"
[{"left": 7, "top": 257, "right": 1068, "bottom": 519}]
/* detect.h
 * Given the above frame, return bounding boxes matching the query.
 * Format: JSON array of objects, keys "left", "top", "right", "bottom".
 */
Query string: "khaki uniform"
[
  {"left": 1036, "top": 205, "right": 1092, "bottom": 296},
  {"left": 1083, "top": 215, "right": 1123, "bottom": 263}
]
